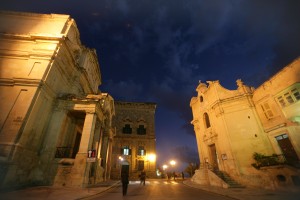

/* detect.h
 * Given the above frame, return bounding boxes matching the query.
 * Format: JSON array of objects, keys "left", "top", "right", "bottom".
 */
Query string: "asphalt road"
[{"left": 86, "top": 179, "right": 235, "bottom": 200}]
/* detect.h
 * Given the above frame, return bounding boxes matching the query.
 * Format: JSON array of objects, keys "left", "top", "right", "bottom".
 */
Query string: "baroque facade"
[
  {"left": 110, "top": 101, "right": 157, "bottom": 180},
  {"left": 0, "top": 11, "right": 115, "bottom": 189},
  {"left": 190, "top": 57, "right": 300, "bottom": 190}
]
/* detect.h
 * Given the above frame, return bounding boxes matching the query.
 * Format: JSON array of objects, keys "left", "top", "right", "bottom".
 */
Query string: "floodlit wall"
[
  {"left": 0, "top": 11, "right": 111, "bottom": 189},
  {"left": 190, "top": 58, "right": 300, "bottom": 189}
]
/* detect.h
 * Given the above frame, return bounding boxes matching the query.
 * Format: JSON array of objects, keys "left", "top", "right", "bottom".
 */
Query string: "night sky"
[{"left": 1, "top": 0, "right": 300, "bottom": 171}]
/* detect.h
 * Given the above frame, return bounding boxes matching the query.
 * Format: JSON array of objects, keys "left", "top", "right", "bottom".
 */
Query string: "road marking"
[{"left": 129, "top": 180, "right": 179, "bottom": 185}]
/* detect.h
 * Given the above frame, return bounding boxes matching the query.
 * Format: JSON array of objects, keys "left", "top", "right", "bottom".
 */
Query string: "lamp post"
[
  {"left": 162, "top": 164, "right": 168, "bottom": 171},
  {"left": 146, "top": 153, "right": 156, "bottom": 177},
  {"left": 170, "top": 160, "right": 176, "bottom": 167},
  {"left": 162, "top": 164, "right": 168, "bottom": 179},
  {"left": 169, "top": 160, "right": 176, "bottom": 180}
]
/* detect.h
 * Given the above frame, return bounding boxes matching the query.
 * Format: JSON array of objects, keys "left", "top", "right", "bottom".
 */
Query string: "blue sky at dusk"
[{"left": 1, "top": 0, "right": 300, "bottom": 170}]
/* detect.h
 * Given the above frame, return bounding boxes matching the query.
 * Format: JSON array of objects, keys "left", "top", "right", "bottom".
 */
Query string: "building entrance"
[
  {"left": 209, "top": 144, "right": 219, "bottom": 170},
  {"left": 276, "top": 134, "right": 299, "bottom": 166}
]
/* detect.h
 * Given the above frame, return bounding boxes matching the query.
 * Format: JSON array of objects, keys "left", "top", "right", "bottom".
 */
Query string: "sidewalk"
[
  {"left": 0, "top": 180, "right": 120, "bottom": 200},
  {"left": 183, "top": 179, "right": 300, "bottom": 200}
]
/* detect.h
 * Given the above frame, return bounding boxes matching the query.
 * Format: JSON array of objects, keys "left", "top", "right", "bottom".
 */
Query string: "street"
[{"left": 86, "top": 179, "right": 235, "bottom": 200}]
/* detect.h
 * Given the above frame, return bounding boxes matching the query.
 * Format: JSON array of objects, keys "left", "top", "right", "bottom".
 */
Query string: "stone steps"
[{"left": 213, "top": 170, "right": 245, "bottom": 188}]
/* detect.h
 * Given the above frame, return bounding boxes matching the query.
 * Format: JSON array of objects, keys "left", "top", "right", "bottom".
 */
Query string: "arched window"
[
  {"left": 199, "top": 96, "right": 204, "bottom": 102},
  {"left": 203, "top": 113, "right": 211, "bottom": 128}
]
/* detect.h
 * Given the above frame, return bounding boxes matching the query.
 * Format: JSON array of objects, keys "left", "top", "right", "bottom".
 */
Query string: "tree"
[{"left": 184, "top": 162, "right": 198, "bottom": 177}]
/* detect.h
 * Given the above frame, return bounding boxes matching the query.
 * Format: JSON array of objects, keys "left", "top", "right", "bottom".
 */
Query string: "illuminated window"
[
  {"left": 122, "top": 146, "right": 131, "bottom": 155},
  {"left": 122, "top": 124, "right": 132, "bottom": 134},
  {"left": 275, "top": 134, "right": 288, "bottom": 141},
  {"left": 137, "top": 146, "right": 146, "bottom": 156}
]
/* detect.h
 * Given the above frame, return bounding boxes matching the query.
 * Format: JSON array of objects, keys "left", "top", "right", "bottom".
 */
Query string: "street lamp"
[
  {"left": 162, "top": 164, "right": 168, "bottom": 171},
  {"left": 161, "top": 164, "right": 168, "bottom": 179},
  {"left": 170, "top": 160, "right": 176, "bottom": 167},
  {"left": 145, "top": 153, "right": 156, "bottom": 177},
  {"left": 147, "top": 154, "right": 156, "bottom": 162},
  {"left": 169, "top": 160, "right": 177, "bottom": 180}
]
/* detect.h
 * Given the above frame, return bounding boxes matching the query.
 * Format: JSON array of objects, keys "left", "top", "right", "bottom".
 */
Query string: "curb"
[
  {"left": 182, "top": 180, "right": 240, "bottom": 200},
  {"left": 76, "top": 181, "right": 121, "bottom": 200}
]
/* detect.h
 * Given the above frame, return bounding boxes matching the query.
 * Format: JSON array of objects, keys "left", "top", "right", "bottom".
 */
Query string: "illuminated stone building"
[
  {"left": 0, "top": 11, "right": 115, "bottom": 189},
  {"left": 110, "top": 101, "right": 157, "bottom": 180},
  {"left": 190, "top": 58, "right": 300, "bottom": 190}
]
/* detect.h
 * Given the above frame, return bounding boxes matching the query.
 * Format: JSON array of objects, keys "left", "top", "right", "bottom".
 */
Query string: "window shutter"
[{"left": 129, "top": 149, "right": 132, "bottom": 155}]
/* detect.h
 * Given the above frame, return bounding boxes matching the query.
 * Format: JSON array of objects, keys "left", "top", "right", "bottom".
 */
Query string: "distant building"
[
  {"left": 0, "top": 11, "right": 115, "bottom": 189},
  {"left": 190, "top": 58, "right": 300, "bottom": 190},
  {"left": 110, "top": 101, "right": 157, "bottom": 180}
]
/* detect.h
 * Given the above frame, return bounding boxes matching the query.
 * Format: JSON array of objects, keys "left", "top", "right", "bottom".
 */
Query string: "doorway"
[
  {"left": 276, "top": 134, "right": 299, "bottom": 166},
  {"left": 209, "top": 144, "right": 219, "bottom": 170}
]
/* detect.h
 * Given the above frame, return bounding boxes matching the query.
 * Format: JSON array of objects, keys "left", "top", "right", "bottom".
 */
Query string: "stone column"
[{"left": 70, "top": 112, "right": 96, "bottom": 187}]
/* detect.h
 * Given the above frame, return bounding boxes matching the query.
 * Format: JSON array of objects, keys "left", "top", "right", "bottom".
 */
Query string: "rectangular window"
[
  {"left": 275, "top": 135, "right": 283, "bottom": 140},
  {"left": 137, "top": 146, "right": 146, "bottom": 156},
  {"left": 284, "top": 92, "right": 294, "bottom": 104},
  {"left": 277, "top": 88, "right": 300, "bottom": 107},
  {"left": 261, "top": 102, "right": 274, "bottom": 120},
  {"left": 122, "top": 146, "right": 131, "bottom": 155},
  {"left": 137, "top": 125, "right": 146, "bottom": 135},
  {"left": 122, "top": 124, "right": 132, "bottom": 134},
  {"left": 277, "top": 96, "right": 286, "bottom": 107},
  {"left": 275, "top": 134, "right": 288, "bottom": 141},
  {"left": 291, "top": 88, "right": 300, "bottom": 100}
]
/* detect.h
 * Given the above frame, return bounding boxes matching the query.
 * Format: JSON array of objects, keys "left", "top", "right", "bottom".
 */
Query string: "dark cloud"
[{"left": 172, "top": 145, "right": 199, "bottom": 164}]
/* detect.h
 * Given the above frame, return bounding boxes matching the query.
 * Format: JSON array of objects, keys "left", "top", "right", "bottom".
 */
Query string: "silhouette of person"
[
  {"left": 121, "top": 171, "right": 129, "bottom": 196},
  {"left": 140, "top": 169, "right": 146, "bottom": 186}
]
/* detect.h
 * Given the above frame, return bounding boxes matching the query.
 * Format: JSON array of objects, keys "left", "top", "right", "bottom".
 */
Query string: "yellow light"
[
  {"left": 170, "top": 160, "right": 176, "bottom": 166},
  {"left": 147, "top": 153, "right": 156, "bottom": 162},
  {"left": 162, "top": 164, "right": 168, "bottom": 170}
]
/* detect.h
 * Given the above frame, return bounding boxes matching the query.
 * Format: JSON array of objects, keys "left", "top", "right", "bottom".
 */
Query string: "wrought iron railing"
[{"left": 55, "top": 147, "right": 73, "bottom": 158}]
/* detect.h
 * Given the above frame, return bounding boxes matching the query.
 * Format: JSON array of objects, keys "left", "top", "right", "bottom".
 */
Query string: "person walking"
[
  {"left": 140, "top": 169, "right": 146, "bottom": 186},
  {"left": 173, "top": 171, "right": 176, "bottom": 180},
  {"left": 121, "top": 171, "right": 129, "bottom": 196}
]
